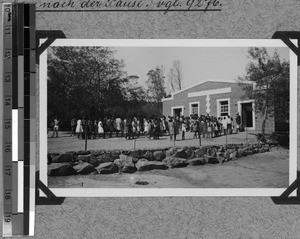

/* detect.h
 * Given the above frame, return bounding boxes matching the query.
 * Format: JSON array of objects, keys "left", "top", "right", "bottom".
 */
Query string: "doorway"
[
  {"left": 241, "top": 102, "right": 253, "bottom": 128},
  {"left": 172, "top": 107, "right": 183, "bottom": 118}
]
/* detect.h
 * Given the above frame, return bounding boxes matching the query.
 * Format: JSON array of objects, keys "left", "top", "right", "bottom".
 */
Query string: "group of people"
[
  {"left": 71, "top": 116, "right": 165, "bottom": 140},
  {"left": 65, "top": 112, "right": 242, "bottom": 141}
]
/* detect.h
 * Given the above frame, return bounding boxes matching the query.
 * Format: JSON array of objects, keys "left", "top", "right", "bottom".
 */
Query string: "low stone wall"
[{"left": 47, "top": 143, "right": 271, "bottom": 177}]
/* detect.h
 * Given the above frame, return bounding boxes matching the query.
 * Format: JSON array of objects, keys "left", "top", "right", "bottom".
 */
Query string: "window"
[
  {"left": 220, "top": 100, "right": 229, "bottom": 116},
  {"left": 191, "top": 104, "right": 199, "bottom": 115},
  {"left": 189, "top": 102, "right": 199, "bottom": 116}
]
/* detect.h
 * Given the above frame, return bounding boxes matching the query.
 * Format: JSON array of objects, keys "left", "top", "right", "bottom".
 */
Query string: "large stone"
[
  {"left": 65, "top": 151, "right": 77, "bottom": 155},
  {"left": 185, "top": 148, "right": 195, "bottom": 159},
  {"left": 78, "top": 154, "right": 89, "bottom": 162},
  {"left": 121, "top": 150, "right": 131, "bottom": 156},
  {"left": 153, "top": 151, "right": 166, "bottom": 161},
  {"left": 163, "top": 157, "right": 188, "bottom": 168},
  {"left": 97, "top": 154, "right": 114, "bottom": 164},
  {"left": 188, "top": 158, "right": 205, "bottom": 166},
  {"left": 96, "top": 162, "right": 118, "bottom": 174},
  {"left": 130, "top": 150, "right": 143, "bottom": 158},
  {"left": 237, "top": 149, "right": 247, "bottom": 157},
  {"left": 122, "top": 161, "right": 137, "bottom": 174},
  {"left": 174, "top": 149, "right": 188, "bottom": 159},
  {"left": 111, "top": 149, "right": 121, "bottom": 155},
  {"left": 143, "top": 151, "right": 155, "bottom": 161},
  {"left": 201, "top": 157, "right": 209, "bottom": 164},
  {"left": 52, "top": 153, "right": 76, "bottom": 163},
  {"left": 120, "top": 154, "right": 134, "bottom": 163},
  {"left": 114, "top": 155, "right": 134, "bottom": 168},
  {"left": 89, "top": 155, "right": 99, "bottom": 167},
  {"left": 109, "top": 152, "right": 121, "bottom": 160},
  {"left": 204, "top": 155, "right": 219, "bottom": 164},
  {"left": 78, "top": 154, "right": 99, "bottom": 167},
  {"left": 166, "top": 148, "right": 177, "bottom": 157},
  {"left": 90, "top": 150, "right": 102, "bottom": 157},
  {"left": 73, "top": 162, "right": 95, "bottom": 175},
  {"left": 48, "top": 163, "right": 77, "bottom": 176},
  {"left": 195, "top": 147, "right": 206, "bottom": 157},
  {"left": 136, "top": 159, "right": 168, "bottom": 171},
  {"left": 76, "top": 150, "right": 91, "bottom": 155}
]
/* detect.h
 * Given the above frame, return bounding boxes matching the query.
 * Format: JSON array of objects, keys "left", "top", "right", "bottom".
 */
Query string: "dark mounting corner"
[
  {"left": 271, "top": 171, "right": 300, "bottom": 204},
  {"left": 36, "top": 30, "right": 66, "bottom": 64},
  {"left": 272, "top": 31, "right": 300, "bottom": 65},
  {"left": 270, "top": 31, "right": 300, "bottom": 204},
  {"left": 35, "top": 171, "right": 65, "bottom": 205}
]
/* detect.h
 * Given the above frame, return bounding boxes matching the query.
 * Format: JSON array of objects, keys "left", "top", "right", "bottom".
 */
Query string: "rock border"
[{"left": 48, "top": 143, "right": 271, "bottom": 177}]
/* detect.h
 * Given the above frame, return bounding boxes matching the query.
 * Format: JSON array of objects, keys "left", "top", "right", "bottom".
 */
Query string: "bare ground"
[{"left": 48, "top": 147, "right": 289, "bottom": 188}]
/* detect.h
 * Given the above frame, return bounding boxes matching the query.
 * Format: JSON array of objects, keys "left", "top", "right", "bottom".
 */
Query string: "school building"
[{"left": 162, "top": 81, "right": 275, "bottom": 132}]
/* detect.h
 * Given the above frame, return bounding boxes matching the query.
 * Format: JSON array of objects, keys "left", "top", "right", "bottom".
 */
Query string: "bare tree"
[{"left": 168, "top": 60, "right": 183, "bottom": 93}]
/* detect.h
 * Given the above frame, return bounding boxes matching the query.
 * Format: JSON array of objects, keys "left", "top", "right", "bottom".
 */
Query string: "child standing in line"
[
  {"left": 181, "top": 120, "right": 187, "bottom": 140},
  {"left": 207, "top": 120, "right": 212, "bottom": 138},
  {"left": 51, "top": 117, "right": 60, "bottom": 138},
  {"left": 202, "top": 118, "right": 207, "bottom": 138},
  {"left": 168, "top": 117, "right": 174, "bottom": 141}
]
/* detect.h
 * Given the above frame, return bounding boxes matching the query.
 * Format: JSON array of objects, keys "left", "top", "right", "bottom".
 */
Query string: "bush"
[{"left": 269, "top": 132, "right": 289, "bottom": 147}]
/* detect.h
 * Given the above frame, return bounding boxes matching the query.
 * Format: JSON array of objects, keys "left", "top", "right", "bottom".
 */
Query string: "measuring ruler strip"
[
  {"left": 12, "top": 3, "right": 24, "bottom": 236},
  {"left": 2, "top": 3, "right": 13, "bottom": 237},
  {"left": 11, "top": 6, "right": 18, "bottom": 233},
  {"left": 28, "top": 4, "right": 36, "bottom": 235},
  {"left": 23, "top": 3, "right": 32, "bottom": 235}
]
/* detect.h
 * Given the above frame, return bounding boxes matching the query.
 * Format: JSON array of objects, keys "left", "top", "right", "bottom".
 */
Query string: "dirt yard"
[
  {"left": 48, "top": 146, "right": 289, "bottom": 188},
  {"left": 47, "top": 131, "right": 260, "bottom": 153}
]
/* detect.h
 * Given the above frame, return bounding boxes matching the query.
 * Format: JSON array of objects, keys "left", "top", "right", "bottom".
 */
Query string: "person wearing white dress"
[
  {"left": 222, "top": 116, "right": 228, "bottom": 135},
  {"left": 115, "top": 117, "right": 121, "bottom": 137},
  {"left": 75, "top": 118, "right": 83, "bottom": 138},
  {"left": 98, "top": 120, "right": 104, "bottom": 138},
  {"left": 144, "top": 118, "right": 149, "bottom": 136}
]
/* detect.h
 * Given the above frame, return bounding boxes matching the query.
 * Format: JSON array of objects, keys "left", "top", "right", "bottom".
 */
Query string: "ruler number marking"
[
  {"left": 4, "top": 144, "right": 12, "bottom": 153},
  {"left": 5, "top": 74, "right": 12, "bottom": 83},
  {"left": 4, "top": 26, "right": 12, "bottom": 35},
  {"left": 4, "top": 50, "right": 12, "bottom": 59},
  {"left": 4, "top": 215, "right": 12, "bottom": 223},
  {"left": 4, "top": 191, "right": 11, "bottom": 201},
  {"left": 4, "top": 166, "right": 12, "bottom": 176},
  {"left": 4, "top": 97, "right": 11, "bottom": 106}
]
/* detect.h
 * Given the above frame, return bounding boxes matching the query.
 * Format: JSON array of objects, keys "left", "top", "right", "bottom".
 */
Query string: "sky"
[{"left": 113, "top": 46, "right": 290, "bottom": 93}]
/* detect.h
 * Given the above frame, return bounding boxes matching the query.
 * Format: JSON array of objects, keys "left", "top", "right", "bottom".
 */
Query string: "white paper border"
[{"left": 39, "top": 39, "right": 297, "bottom": 197}]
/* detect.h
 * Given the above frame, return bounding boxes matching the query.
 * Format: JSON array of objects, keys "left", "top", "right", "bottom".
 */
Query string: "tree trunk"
[{"left": 261, "top": 108, "right": 267, "bottom": 142}]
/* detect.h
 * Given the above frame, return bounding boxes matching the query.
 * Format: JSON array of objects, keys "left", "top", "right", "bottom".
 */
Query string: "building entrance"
[
  {"left": 241, "top": 102, "right": 253, "bottom": 128},
  {"left": 173, "top": 108, "right": 182, "bottom": 118}
]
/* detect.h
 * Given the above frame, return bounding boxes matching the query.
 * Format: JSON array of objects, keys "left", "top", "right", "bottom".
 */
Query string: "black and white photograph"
[{"left": 39, "top": 39, "right": 297, "bottom": 196}]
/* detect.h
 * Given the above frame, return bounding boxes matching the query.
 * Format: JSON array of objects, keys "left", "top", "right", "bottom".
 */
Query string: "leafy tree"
[
  {"left": 167, "top": 60, "right": 183, "bottom": 93},
  {"left": 146, "top": 66, "right": 167, "bottom": 113},
  {"left": 237, "top": 47, "right": 289, "bottom": 141},
  {"left": 123, "top": 75, "right": 147, "bottom": 102},
  {"left": 48, "top": 47, "right": 128, "bottom": 123},
  {"left": 48, "top": 46, "right": 159, "bottom": 127}
]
